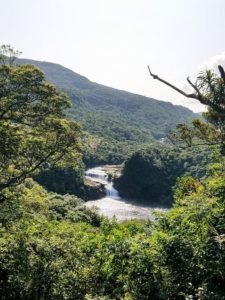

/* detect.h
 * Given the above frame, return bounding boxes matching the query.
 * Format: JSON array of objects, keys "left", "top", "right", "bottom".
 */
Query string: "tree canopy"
[
  {"left": 0, "top": 46, "right": 82, "bottom": 200},
  {"left": 148, "top": 65, "right": 225, "bottom": 152}
]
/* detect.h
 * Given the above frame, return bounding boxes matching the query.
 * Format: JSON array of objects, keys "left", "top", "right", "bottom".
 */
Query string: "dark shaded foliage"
[{"left": 115, "top": 145, "right": 213, "bottom": 205}]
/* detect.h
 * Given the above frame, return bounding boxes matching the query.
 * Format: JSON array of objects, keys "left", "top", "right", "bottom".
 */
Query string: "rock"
[
  {"left": 102, "top": 165, "right": 122, "bottom": 179},
  {"left": 83, "top": 178, "right": 106, "bottom": 200}
]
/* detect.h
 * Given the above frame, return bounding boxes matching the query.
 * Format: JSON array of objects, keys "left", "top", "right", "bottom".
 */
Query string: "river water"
[{"left": 85, "top": 167, "right": 168, "bottom": 221}]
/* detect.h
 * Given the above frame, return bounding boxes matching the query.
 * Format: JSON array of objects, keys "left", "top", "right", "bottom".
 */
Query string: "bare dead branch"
[
  {"left": 147, "top": 66, "right": 199, "bottom": 100},
  {"left": 186, "top": 77, "right": 205, "bottom": 103},
  {"left": 186, "top": 77, "right": 198, "bottom": 94},
  {"left": 147, "top": 66, "right": 225, "bottom": 115},
  {"left": 147, "top": 66, "right": 207, "bottom": 103}
]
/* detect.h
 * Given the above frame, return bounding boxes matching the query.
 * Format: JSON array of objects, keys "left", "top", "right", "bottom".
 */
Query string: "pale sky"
[{"left": 1, "top": 0, "right": 225, "bottom": 112}]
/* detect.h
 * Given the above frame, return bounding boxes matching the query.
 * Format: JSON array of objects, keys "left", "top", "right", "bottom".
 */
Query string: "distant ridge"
[{"left": 17, "top": 58, "right": 198, "bottom": 141}]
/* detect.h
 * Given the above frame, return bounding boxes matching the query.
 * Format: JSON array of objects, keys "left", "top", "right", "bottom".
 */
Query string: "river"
[{"left": 85, "top": 166, "right": 168, "bottom": 221}]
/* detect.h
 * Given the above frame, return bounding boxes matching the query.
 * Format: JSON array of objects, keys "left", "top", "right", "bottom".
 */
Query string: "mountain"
[{"left": 17, "top": 58, "right": 197, "bottom": 142}]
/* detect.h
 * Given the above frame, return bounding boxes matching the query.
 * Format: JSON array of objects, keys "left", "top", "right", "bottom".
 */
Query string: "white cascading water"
[
  {"left": 85, "top": 167, "right": 120, "bottom": 199},
  {"left": 105, "top": 182, "right": 119, "bottom": 199},
  {"left": 85, "top": 168, "right": 108, "bottom": 184}
]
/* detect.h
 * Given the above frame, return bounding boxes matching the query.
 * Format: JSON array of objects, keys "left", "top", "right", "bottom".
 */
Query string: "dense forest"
[
  {"left": 115, "top": 145, "right": 213, "bottom": 205},
  {"left": 0, "top": 45, "right": 225, "bottom": 299}
]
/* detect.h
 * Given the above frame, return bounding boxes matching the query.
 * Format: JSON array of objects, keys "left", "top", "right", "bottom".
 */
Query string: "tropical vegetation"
[{"left": 0, "top": 45, "right": 225, "bottom": 299}]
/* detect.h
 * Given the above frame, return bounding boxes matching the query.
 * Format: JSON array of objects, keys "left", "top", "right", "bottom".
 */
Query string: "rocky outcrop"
[
  {"left": 102, "top": 165, "right": 122, "bottom": 180},
  {"left": 83, "top": 178, "right": 106, "bottom": 200}
]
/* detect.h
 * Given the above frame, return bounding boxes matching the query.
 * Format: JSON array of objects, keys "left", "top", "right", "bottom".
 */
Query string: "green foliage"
[
  {"left": 169, "top": 67, "right": 225, "bottom": 155},
  {"left": 0, "top": 219, "right": 100, "bottom": 300},
  {"left": 115, "top": 147, "right": 175, "bottom": 205},
  {"left": 83, "top": 134, "right": 144, "bottom": 167},
  {"left": 152, "top": 166, "right": 225, "bottom": 299},
  {"left": 173, "top": 176, "right": 203, "bottom": 201},
  {"left": 36, "top": 165, "right": 86, "bottom": 197},
  {"left": 0, "top": 177, "right": 102, "bottom": 227},
  {"left": 0, "top": 56, "right": 82, "bottom": 198},
  {"left": 1, "top": 166, "right": 225, "bottom": 299},
  {"left": 49, "top": 193, "right": 102, "bottom": 226},
  {"left": 0, "top": 179, "right": 50, "bottom": 226},
  {"left": 115, "top": 145, "right": 212, "bottom": 205}
]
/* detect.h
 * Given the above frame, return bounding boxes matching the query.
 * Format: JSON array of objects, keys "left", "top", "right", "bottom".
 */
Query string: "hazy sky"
[{"left": 1, "top": 0, "right": 225, "bottom": 112}]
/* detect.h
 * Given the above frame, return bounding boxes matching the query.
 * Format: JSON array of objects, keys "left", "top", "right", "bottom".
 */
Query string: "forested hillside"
[{"left": 17, "top": 58, "right": 197, "bottom": 141}]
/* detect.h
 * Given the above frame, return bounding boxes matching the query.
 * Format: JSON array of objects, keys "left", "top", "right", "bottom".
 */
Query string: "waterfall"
[
  {"left": 85, "top": 167, "right": 120, "bottom": 199},
  {"left": 85, "top": 168, "right": 108, "bottom": 184},
  {"left": 105, "top": 182, "right": 120, "bottom": 199}
]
